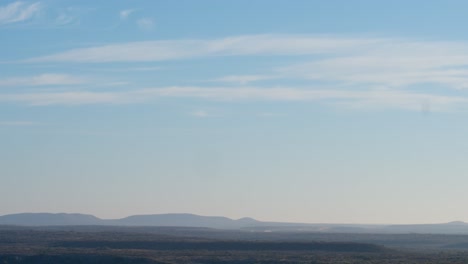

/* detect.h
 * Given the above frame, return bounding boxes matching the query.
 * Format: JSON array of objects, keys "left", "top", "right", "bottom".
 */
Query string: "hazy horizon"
[
  {"left": 2, "top": 0, "right": 468, "bottom": 225},
  {"left": 1, "top": 211, "right": 467, "bottom": 226}
]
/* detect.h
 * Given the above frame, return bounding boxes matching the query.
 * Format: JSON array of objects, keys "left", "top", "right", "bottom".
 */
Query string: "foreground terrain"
[{"left": 3, "top": 226, "right": 468, "bottom": 263}]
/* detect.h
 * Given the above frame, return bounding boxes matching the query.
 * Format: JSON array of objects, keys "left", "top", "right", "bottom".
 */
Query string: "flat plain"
[{"left": 3, "top": 226, "right": 468, "bottom": 263}]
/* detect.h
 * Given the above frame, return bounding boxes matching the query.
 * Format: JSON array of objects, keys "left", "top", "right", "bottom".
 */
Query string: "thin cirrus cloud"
[
  {"left": 136, "top": 17, "right": 154, "bottom": 31},
  {"left": 26, "top": 35, "right": 385, "bottom": 63},
  {"left": 0, "top": 121, "right": 37, "bottom": 126},
  {"left": 54, "top": 7, "right": 81, "bottom": 26},
  {"left": 119, "top": 9, "right": 135, "bottom": 20},
  {"left": 55, "top": 13, "right": 75, "bottom": 25},
  {"left": 0, "top": 1, "right": 41, "bottom": 25},
  {"left": 279, "top": 54, "right": 468, "bottom": 90},
  {"left": 0, "top": 86, "right": 466, "bottom": 112},
  {"left": 213, "top": 75, "right": 273, "bottom": 85},
  {"left": 190, "top": 110, "right": 209, "bottom": 118},
  {"left": 119, "top": 9, "right": 154, "bottom": 31},
  {"left": 0, "top": 74, "right": 85, "bottom": 86},
  {"left": 13, "top": 34, "right": 468, "bottom": 111},
  {"left": 24, "top": 34, "right": 468, "bottom": 91}
]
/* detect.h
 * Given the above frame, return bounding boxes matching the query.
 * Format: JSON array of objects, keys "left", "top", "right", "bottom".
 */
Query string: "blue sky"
[{"left": 2, "top": 0, "right": 468, "bottom": 224}]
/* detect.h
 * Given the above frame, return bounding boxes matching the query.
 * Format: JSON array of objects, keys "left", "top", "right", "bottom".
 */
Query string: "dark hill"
[
  {"left": 0, "top": 213, "right": 103, "bottom": 226},
  {"left": 114, "top": 213, "right": 261, "bottom": 228},
  {"left": 0, "top": 213, "right": 262, "bottom": 229}
]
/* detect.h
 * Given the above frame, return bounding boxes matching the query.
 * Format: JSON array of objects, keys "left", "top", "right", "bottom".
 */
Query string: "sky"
[{"left": 2, "top": 0, "right": 468, "bottom": 224}]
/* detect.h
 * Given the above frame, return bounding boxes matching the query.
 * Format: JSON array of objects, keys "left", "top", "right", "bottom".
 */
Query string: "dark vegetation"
[{"left": 3, "top": 226, "right": 468, "bottom": 263}]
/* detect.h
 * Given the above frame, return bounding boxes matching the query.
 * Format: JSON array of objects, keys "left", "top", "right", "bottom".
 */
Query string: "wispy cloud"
[
  {"left": 0, "top": 91, "right": 121, "bottom": 105},
  {"left": 119, "top": 9, "right": 135, "bottom": 20},
  {"left": 0, "top": 1, "right": 41, "bottom": 25},
  {"left": 53, "top": 6, "right": 92, "bottom": 26},
  {"left": 257, "top": 112, "right": 284, "bottom": 118},
  {"left": 55, "top": 10, "right": 77, "bottom": 25},
  {"left": 0, "top": 86, "right": 466, "bottom": 112},
  {"left": 190, "top": 110, "right": 209, "bottom": 118},
  {"left": 14, "top": 34, "right": 468, "bottom": 111},
  {"left": 26, "top": 35, "right": 384, "bottom": 63},
  {"left": 0, "top": 74, "right": 85, "bottom": 86},
  {"left": 0, "top": 121, "right": 37, "bottom": 126},
  {"left": 122, "top": 66, "right": 161, "bottom": 72},
  {"left": 55, "top": 13, "right": 74, "bottom": 25},
  {"left": 141, "top": 87, "right": 467, "bottom": 112},
  {"left": 136, "top": 17, "right": 154, "bottom": 31},
  {"left": 213, "top": 75, "right": 273, "bottom": 84},
  {"left": 280, "top": 54, "right": 468, "bottom": 90},
  {"left": 25, "top": 34, "right": 468, "bottom": 92},
  {"left": 119, "top": 9, "right": 154, "bottom": 31},
  {"left": 93, "top": 66, "right": 161, "bottom": 72}
]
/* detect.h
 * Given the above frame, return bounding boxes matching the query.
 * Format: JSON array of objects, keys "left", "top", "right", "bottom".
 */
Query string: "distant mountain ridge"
[
  {"left": 113, "top": 213, "right": 260, "bottom": 229},
  {"left": 0, "top": 213, "right": 102, "bottom": 226},
  {"left": 1, "top": 213, "right": 468, "bottom": 234},
  {"left": 0, "top": 213, "right": 262, "bottom": 229}
]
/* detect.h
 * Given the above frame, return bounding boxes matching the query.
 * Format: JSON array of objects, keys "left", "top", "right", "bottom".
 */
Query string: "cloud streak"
[
  {"left": 25, "top": 34, "right": 468, "bottom": 91},
  {"left": 55, "top": 7, "right": 80, "bottom": 26},
  {"left": 280, "top": 54, "right": 468, "bottom": 90},
  {"left": 119, "top": 9, "right": 135, "bottom": 20},
  {"left": 13, "top": 34, "right": 468, "bottom": 111},
  {"left": 0, "top": 1, "right": 41, "bottom": 25},
  {"left": 26, "top": 35, "right": 385, "bottom": 63},
  {"left": 0, "top": 74, "right": 85, "bottom": 86},
  {"left": 136, "top": 17, "right": 154, "bottom": 30},
  {"left": 190, "top": 110, "right": 209, "bottom": 117},
  {"left": 213, "top": 75, "right": 273, "bottom": 84},
  {"left": 0, "top": 121, "right": 37, "bottom": 126},
  {"left": 0, "top": 86, "right": 465, "bottom": 112}
]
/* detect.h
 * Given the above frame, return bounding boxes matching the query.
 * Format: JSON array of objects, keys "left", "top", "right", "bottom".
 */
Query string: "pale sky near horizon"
[{"left": 2, "top": 0, "right": 468, "bottom": 224}]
